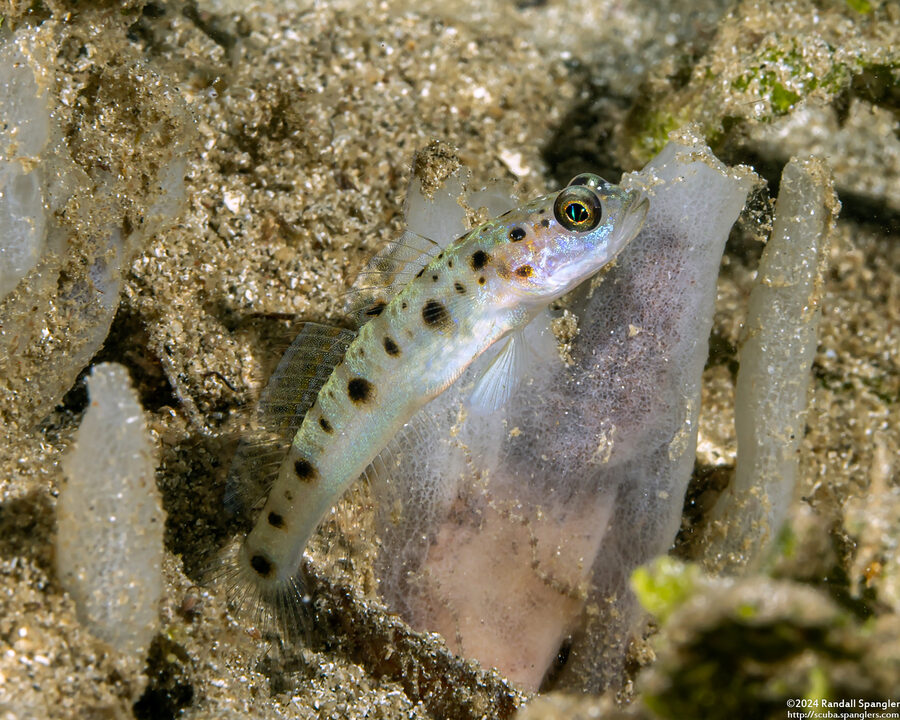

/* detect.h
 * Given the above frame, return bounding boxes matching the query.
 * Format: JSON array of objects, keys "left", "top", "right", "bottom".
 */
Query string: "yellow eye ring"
[
  {"left": 553, "top": 185, "right": 603, "bottom": 232},
  {"left": 564, "top": 201, "right": 590, "bottom": 225}
]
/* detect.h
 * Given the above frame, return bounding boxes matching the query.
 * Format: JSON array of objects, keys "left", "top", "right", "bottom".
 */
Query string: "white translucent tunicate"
[
  {"left": 371, "top": 142, "right": 755, "bottom": 692},
  {"left": 56, "top": 363, "right": 164, "bottom": 659},
  {"left": 0, "top": 30, "right": 51, "bottom": 299},
  {"left": 703, "top": 157, "right": 837, "bottom": 573}
]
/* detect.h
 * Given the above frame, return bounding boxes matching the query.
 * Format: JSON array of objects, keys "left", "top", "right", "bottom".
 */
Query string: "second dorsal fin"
[
  {"left": 226, "top": 322, "right": 356, "bottom": 515},
  {"left": 342, "top": 229, "right": 444, "bottom": 326}
]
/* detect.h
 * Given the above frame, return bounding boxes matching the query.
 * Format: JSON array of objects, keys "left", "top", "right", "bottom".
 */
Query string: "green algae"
[
  {"left": 804, "top": 665, "right": 831, "bottom": 709},
  {"left": 630, "top": 109, "right": 686, "bottom": 160},
  {"left": 845, "top": 0, "right": 872, "bottom": 13},
  {"left": 631, "top": 557, "right": 703, "bottom": 624},
  {"left": 728, "top": 42, "right": 846, "bottom": 115}
]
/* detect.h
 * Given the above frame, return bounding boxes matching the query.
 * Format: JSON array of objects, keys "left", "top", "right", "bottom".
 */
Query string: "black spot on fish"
[
  {"left": 401, "top": 301, "right": 408, "bottom": 310},
  {"left": 478, "top": 276, "right": 486, "bottom": 285},
  {"left": 432, "top": 274, "right": 439, "bottom": 282},
  {"left": 416, "top": 267, "right": 425, "bottom": 278},
  {"left": 319, "top": 417, "right": 333, "bottom": 433},
  {"left": 284, "top": 489, "right": 294, "bottom": 502},
  {"left": 437, "top": 252, "right": 444, "bottom": 259},
  {"left": 250, "top": 554, "right": 273, "bottom": 577},
  {"left": 294, "top": 458, "right": 317, "bottom": 482},
  {"left": 348, "top": 377, "right": 374, "bottom": 403},
  {"left": 509, "top": 227, "right": 526, "bottom": 242},
  {"left": 515, "top": 265, "right": 534, "bottom": 278},
  {"left": 454, "top": 281, "right": 466, "bottom": 294},
  {"left": 448, "top": 259, "right": 453, "bottom": 268},
  {"left": 267, "top": 511, "right": 285, "bottom": 528},
  {"left": 470, "top": 250, "right": 489, "bottom": 271},
  {"left": 540, "top": 218, "right": 550, "bottom": 228},
  {"left": 422, "top": 299, "right": 451, "bottom": 328},
  {"left": 365, "top": 301, "right": 386, "bottom": 317},
  {"left": 383, "top": 336, "right": 400, "bottom": 356}
]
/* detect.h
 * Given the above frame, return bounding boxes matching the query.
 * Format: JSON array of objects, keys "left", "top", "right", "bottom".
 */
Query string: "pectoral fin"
[{"left": 467, "top": 333, "right": 524, "bottom": 413}]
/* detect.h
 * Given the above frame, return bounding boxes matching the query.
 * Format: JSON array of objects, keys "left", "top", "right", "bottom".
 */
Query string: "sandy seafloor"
[{"left": 0, "top": 0, "right": 898, "bottom": 718}]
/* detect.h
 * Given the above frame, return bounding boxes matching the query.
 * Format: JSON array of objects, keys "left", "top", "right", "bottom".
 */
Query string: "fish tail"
[{"left": 209, "top": 537, "right": 314, "bottom": 642}]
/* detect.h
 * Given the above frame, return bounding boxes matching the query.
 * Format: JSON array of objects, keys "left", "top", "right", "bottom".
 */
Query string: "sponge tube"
[{"left": 703, "top": 157, "right": 839, "bottom": 574}]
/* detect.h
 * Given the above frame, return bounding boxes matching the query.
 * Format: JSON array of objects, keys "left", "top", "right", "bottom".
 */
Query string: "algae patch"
[{"left": 620, "top": 0, "right": 899, "bottom": 168}]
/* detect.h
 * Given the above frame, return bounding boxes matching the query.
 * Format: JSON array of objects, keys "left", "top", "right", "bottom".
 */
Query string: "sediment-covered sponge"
[{"left": 56, "top": 363, "right": 164, "bottom": 658}]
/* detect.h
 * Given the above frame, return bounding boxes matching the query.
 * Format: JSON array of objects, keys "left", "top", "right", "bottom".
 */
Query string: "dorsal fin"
[
  {"left": 343, "top": 172, "right": 520, "bottom": 327},
  {"left": 342, "top": 229, "right": 444, "bottom": 326},
  {"left": 226, "top": 322, "right": 356, "bottom": 515},
  {"left": 343, "top": 171, "right": 474, "bottom": 327},
  {"left": 257, "top": 323, "right": 356, "bottom": 432},
  {"left": 465, "top": 181, "right": 519, "bottom": 219}
]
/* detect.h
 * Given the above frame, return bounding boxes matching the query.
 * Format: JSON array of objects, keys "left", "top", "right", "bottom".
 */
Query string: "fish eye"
[
  {"left": 567, "top": 173, "right": 605, "bottom": 189},
  {"left": 553, "top": 185, "right": 603, "bottom": 232}
]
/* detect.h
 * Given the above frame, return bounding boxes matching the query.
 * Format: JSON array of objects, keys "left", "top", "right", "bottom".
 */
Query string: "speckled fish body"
[{"left": 237, "top": 174, "right": 649, "bottom": 607}]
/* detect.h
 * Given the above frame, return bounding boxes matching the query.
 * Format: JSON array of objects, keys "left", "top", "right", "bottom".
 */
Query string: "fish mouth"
[{"left": 611, "top": 192, "right": 650, "bottom": 255}]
